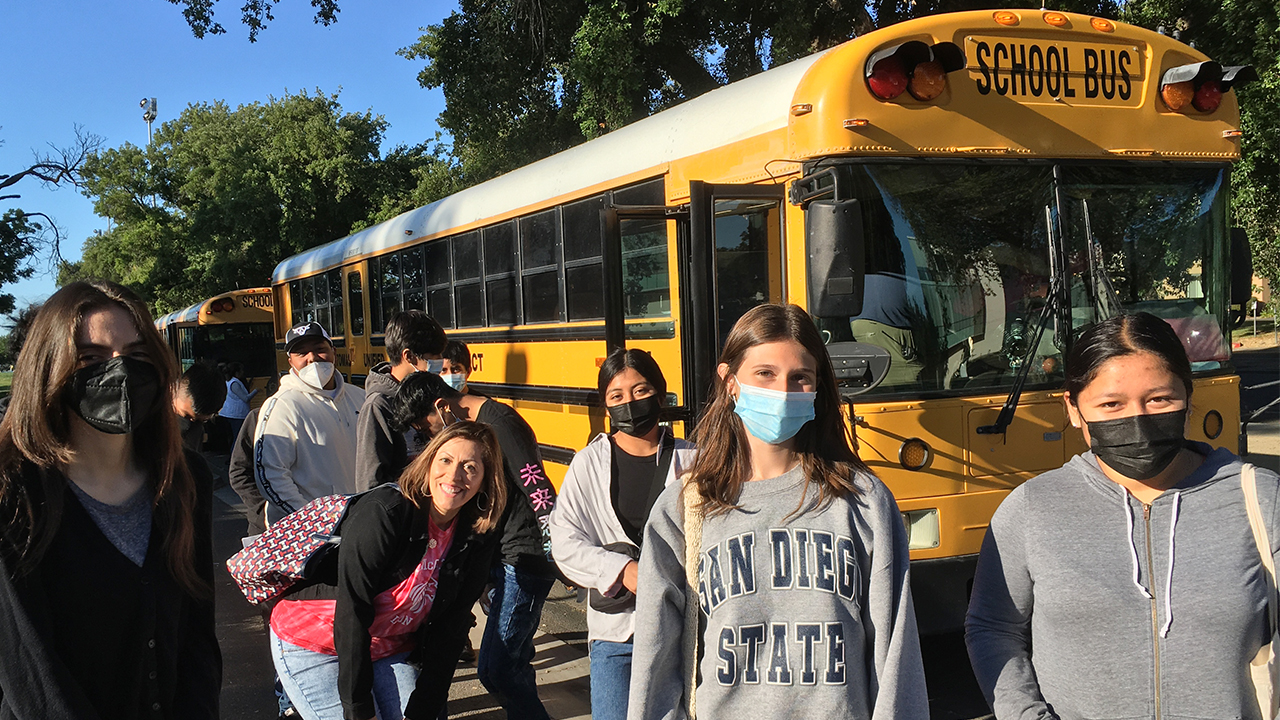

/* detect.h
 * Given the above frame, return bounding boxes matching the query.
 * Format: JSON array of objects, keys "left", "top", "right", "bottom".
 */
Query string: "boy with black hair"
[
  {"left": 439, "top": 339, "right": 472, "bottom": 394},
  {"left": 174, "top": 361, "right": 228, "bottom": 452},
  {"left": 355, "top": 309, "right": 448, "bottom": 490}
]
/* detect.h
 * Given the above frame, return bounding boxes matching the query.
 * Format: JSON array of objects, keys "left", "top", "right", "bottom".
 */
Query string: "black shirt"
[
  {"left": 475, "top": 400, "right": 557, "bottom": 577},
  {"left": 610, "top": 439, "right": 669, "bottom": 546}
]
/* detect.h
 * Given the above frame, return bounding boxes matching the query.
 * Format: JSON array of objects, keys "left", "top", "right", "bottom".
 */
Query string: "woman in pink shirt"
[{"left": 269, "top": 421, "right": 508, "bottom": 720}]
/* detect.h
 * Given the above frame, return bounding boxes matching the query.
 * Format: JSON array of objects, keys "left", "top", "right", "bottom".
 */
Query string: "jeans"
[
  {"left": 270, "top": 629, "right": 418, "bottom": 720},
  {"left": 589, "top": 639, "right": 634, "bottom": 720},
  {"left": 477, "top": 563, "right": 554, "bottom": 720}
]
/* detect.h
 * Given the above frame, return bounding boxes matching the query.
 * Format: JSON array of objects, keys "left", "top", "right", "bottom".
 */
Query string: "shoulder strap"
[
  {"left": 681, "top": 478, "right": 703, "bottom": 719},
  {"left": 1244, "top": 463, "right": 1277, "bottom": 626}
]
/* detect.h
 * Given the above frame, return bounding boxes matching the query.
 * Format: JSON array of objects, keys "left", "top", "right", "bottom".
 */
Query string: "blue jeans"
[
  {"left": 270, "top": 629, "right": 418, "bottom": 720},
  {"left": 477, "top": 563, "right": 554, "bottom": 720},
  {"left": 589, "top": 639, "right": 633, "bottom": 720}
]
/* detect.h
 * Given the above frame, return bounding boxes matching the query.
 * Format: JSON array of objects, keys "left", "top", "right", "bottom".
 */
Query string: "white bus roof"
[
  {"left": 154, "top": 301, "right": 202, "bottom": 330},
  {"left": 271, "top": 49, "right": 828, "bottom": 284}
]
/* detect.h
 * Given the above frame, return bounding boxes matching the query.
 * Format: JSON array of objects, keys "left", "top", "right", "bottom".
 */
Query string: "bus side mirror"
[
  {"left": 807, "top": 200, "right": 865, "bottom": 317},
  {"left": 1230, "top": 227, "right": 1253, "bottom": 328}
]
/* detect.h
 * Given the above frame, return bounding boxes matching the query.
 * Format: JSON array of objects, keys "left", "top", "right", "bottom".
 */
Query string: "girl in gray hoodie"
[
  {"left": 966, "top": 311, "right": 1280, "bottom": 719},
  {"left": 628, "top": 304, "right": 928, "bottom": 720}
]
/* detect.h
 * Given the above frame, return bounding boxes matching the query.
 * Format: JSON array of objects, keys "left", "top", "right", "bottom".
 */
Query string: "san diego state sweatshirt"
[{"left": 627, "top": 463, "right": 929, "bottom": 720}]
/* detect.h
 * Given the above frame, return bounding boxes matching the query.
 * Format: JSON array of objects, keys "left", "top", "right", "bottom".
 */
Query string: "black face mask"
[
  {"left": 68, "top": 356, "right": 161, "bottom": 435},
  {"left": 607, "top": 395, "right": 662, "bottom": 437},
  {"left": 1085, "top": 409, "right": 1187, "bottom": 480}
]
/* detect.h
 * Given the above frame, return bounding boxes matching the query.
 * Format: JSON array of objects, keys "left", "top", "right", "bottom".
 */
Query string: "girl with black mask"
[
  {"left": 548, "top": 348, "right": 696, "bottom": 720},
  {"left": 0, "top": 280, "right": 221, "bottom": 718},
  {"left": 967, "top": 312, "right": 1280, "bottom": 719}
]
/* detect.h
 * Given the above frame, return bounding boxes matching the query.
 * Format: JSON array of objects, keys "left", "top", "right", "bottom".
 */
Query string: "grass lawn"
[{"left": 0, "top": 372, "right": 10, "bottom": 397}]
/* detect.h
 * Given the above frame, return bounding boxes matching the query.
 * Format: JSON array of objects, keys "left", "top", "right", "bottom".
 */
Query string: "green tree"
[
  {"left": 65, "top": 91, "right": 444, "bottom": 312},
  {"left": 0, "top": 129, "right": 100, "bottom": 314},
  {"left": 1122, "top": 0, "right": 1280, "bottom": 295}
]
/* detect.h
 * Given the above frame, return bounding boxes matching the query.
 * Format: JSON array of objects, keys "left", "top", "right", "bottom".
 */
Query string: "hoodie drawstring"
[
  {"left": 1122, "top": 488, "right": 1183, "bottom": 637},
  {"left": 1159, "top": 491, "right": 1182, "bottom": 638},
  {"left": 1124, "top": 490, "right": 1154, "bottom": 600}
]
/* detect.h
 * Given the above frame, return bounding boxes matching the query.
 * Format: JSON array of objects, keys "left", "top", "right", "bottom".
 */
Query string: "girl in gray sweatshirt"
[
  {"left": 627, "top": 304, "right": 928, "bottom": 720},
  {"left": 966, "top": 312, "right": 1280, "bottom": 719}
]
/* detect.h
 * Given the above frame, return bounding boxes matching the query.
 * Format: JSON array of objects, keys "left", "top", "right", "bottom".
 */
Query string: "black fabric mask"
[
  {"left": 1085, "top": 409, "right": 1187, "bottom": 480},
  {"left": 68, "top": 356, "right": 160, "bottom": 434},
  {"left": 607, "top": 395, "right": 662, "bottom": 437}
]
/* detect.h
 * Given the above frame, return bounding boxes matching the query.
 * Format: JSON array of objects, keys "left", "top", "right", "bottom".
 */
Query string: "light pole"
[{"left": 140, "top": 97, "right": 157, "bottom": 144}]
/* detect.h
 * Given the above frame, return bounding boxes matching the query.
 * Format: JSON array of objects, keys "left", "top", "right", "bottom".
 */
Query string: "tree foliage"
[
  {"left": 1122, "top": 0, "right": 1280, "bottom": 294},
  {"left": 62, "top": 91, "right": 445, "bottom": 313},
  {"left": 0, "top": 129, "right": 100, "bottom": 314},
  {"left": 168, "top": 0, "right": 339, "bottom": 41}
]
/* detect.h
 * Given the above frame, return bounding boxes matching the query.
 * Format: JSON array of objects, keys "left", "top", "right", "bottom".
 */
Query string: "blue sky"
[{"left": 0, "top": 0, "right": 454, "bottom": 311}]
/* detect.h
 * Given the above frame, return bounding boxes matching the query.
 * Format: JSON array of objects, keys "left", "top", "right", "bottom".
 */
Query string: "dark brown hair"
[
  {"left": 597, "top": 347, "right": 667, "bottom": 405},
  {"left": 1065, "top": 312, "right": 1194, "bottom": 405},
  {"left": 0, "top": 280, "right": 205, "bottom": 597},
  {"left": 688, "top": 303, "right": 869, "bottom": 516},
  {"left": 399, "top": 421, "right": 507, "bottom": 534}
]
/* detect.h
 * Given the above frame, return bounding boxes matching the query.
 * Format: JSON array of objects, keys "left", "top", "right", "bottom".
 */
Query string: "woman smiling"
[{"left": 269, "top": 421, "right": 507, "bottom": 720}]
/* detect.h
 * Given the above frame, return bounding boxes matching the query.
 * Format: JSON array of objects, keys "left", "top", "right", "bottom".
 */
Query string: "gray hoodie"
[
  {"left": 628, "top": 464, "right": 928, "bottom": 720},
  {"left": 965, "top": 444, "right": 1280, "bottom": 720},
  {"left": 355, "top": 363, "right": 428, "bottom": 491}
]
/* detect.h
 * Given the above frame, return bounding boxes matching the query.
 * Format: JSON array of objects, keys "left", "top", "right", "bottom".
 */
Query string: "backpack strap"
[
  {"left": 682, "top": 478, "right": 704, "bottom": 719},
  {"left": 1243, "top": 463, "right": 1279, "bottom": 719}
]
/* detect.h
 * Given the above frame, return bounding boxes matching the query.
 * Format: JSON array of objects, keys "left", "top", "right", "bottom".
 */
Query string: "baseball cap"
[{"left": 284, "top": 322, "right": 333, "bottom": 354}]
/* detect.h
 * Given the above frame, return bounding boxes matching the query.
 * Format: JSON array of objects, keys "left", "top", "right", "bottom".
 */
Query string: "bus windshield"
[
  {"left": 193, "top": 323, "right": 278, "bottom": 378},
  {"left": 811, "top": 162, "right": 1228, "bottom": 397}
]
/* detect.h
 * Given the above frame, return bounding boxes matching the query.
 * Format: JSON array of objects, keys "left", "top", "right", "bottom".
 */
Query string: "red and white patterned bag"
[{"left": 226, "top": 492, "right": 359, "bottom": 605}]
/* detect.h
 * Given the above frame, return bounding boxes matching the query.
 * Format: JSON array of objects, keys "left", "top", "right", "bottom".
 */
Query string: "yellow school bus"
[
  {"left": 270, "top": 10, "right": 1253, "bottom": 631},
  {"left": 156, "top": 287, "right": 277, "bottom": 408}
]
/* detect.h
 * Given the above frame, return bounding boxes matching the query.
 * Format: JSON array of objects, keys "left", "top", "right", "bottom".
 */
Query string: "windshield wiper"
[
  {"left": 978, "top": 203, "right": 1061, "bottom": 437},
  {"left": 1082, "top": 199, "right": 1123, "bottom": 320}
]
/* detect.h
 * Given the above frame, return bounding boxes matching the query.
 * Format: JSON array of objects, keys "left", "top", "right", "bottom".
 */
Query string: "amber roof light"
[{"left": 994, "top": 10, "right": 1019, "bottom": 25}]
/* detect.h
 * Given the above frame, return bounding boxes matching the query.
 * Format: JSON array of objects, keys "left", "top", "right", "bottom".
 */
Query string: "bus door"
[
  {"left": 601, "top": 204, "right": 694, "bottom": 426},
  {"left": 687, "top": 181, "right": 787, "bottom": 419}
]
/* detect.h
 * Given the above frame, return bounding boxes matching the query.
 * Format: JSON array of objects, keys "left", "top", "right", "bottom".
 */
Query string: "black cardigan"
[
  {"left": 283, "top": 484, "right": 498, "bottom": 720},
  {"left": 0, "top": 451, "right": 221, "bottom": 720}
]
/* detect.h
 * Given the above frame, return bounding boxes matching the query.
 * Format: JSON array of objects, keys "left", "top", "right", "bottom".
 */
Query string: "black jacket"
[
  {"left": 284, "top": 484, "right": 498, "bottom": 720},
  {"left": 0, "top": 451, "right": 221, "bottom": 720},
  {"left": 227, "top": 406, "right": 266, "bottom": 536}
]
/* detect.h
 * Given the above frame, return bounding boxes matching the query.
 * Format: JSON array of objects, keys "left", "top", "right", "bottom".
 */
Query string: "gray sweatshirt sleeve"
[
  {"left": 965, "top": 487, "right": 1059, "bottom": 720},
  {"left": 627, "top": 482, "right": 689, "bottom": 720},
  {"left": 863, "top": 480, "right": 930, "bottom": 720}
]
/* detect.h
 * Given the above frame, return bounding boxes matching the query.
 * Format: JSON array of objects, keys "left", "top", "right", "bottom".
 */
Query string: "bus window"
[
  {"left": 714, "top": 198, "right": 782, "bottom": 346},
  {"left": 1060, "top": 166, "right": 1229, "bottom": 368},
  {"left": 403, "top": 246, "right": 426, "bottom": 313},
  {"left": 369, "top": 256, "right": 383, "bottom": 333},
  {"left": 521, "top": 210, "right": 562, "bottom": 323},
  {"left": 313, "top": 272, "right": 330, "bottom": 332},
  {"left": 425, "top": 239, "right": 453, "bottom": 328},
  {"left": 563, "top": 195, "right": 606, "bottom": 321},
  {"left": 484, "top": 222, "right": 518, "bottom": 325},
  {"left": 620, "top": 217, "right": 670, "bottom": 319},
  {"left": 381, "top": 252, "right": 402, "bottom": 329},
  {"left": 453, "top": 232, "right": 483, "bottom": 327},
  {"left": 613, "top": 178, "right": 664, "bottom": 206},
  {"left": 327, "top": 268, "right": 345, "bottom": 337},
  {"left": 195, "top": 323, "right": 276, "bottom": 378},
  {"left": 177, "top": 327, "right": 196, "bottom": 371},
  {"left": 289, "top": 281, "right": 302, "bottom": 326},
  {"left": 348, "top": 270, "right": 364, "bottom": 336},
  {"left": 810, "top": 163, "right": 1058, "bottom": 395}
]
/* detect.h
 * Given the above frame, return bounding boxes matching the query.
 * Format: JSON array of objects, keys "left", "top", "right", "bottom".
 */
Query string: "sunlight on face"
[
  {"left": 428, "top": 437, "right": 485, "bottom": 523},
  {"left": 1066, "top": 352, "right": 1189, "bottom": 444},
  {"left": 605, "top": 367, "right": 656, "bottom": 408},
  {"left": 724, "top": 340, "right": 818, "bottom": 395},
  {"left": 76, "top": 306, "right": 150, "bottom": 369}
]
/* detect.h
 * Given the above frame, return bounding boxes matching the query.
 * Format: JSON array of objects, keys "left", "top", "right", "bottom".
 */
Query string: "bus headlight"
[{"left": 901, "top": 509, "right": 941, "bottom": 550}]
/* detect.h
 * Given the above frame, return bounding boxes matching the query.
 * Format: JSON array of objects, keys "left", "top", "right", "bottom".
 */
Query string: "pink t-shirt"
[{"left": 271, "top": 518, "right": 456, "bottom": 659}]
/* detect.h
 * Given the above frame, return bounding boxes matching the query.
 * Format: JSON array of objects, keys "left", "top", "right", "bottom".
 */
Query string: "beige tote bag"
[{"left": 1243, "top": 462, "right": 1279, "bottom": 720}]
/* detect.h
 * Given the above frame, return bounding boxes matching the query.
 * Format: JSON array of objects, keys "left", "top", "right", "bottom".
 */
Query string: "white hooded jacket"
[
  {"left": 254, "top": 369, "right": 366, "bottom": 525},
  {"left": 549, "top": 431, "right": 696, "bottom": 643}
]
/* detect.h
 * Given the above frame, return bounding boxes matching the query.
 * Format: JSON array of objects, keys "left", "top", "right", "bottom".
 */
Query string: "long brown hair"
[
  {"left": 399, "top": 421, "right": 507, "bottom": 534},
  {"left": 0, "top": 280, "right": 205, "bottom": 598},
  {"left": 688, "top": 303, "right": 870, "bottom": 516}
]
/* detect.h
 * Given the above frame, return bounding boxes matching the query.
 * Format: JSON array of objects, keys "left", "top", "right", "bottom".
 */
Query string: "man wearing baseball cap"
[{"left": 253, "top": 321, "right": 366, "bottom": 525}]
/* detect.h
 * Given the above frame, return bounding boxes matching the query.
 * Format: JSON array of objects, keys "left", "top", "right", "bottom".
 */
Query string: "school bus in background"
[
  {"left": 155, "top": 287, "right": 277, "bottom": 409},
  {"left": 270, "top": 10, "right": 1254, "bottom": 632}
]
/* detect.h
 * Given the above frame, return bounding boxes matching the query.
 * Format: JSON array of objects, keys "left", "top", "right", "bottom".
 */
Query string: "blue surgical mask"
[
  {"left": 423, "top": 358, "right": 444, "bottom": 374},
  {"left": 732, "top": 382, "right": 816, "bottom": 444},
  {"left": 443, "top": 372, "right": 467, "bottom": 392}
]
